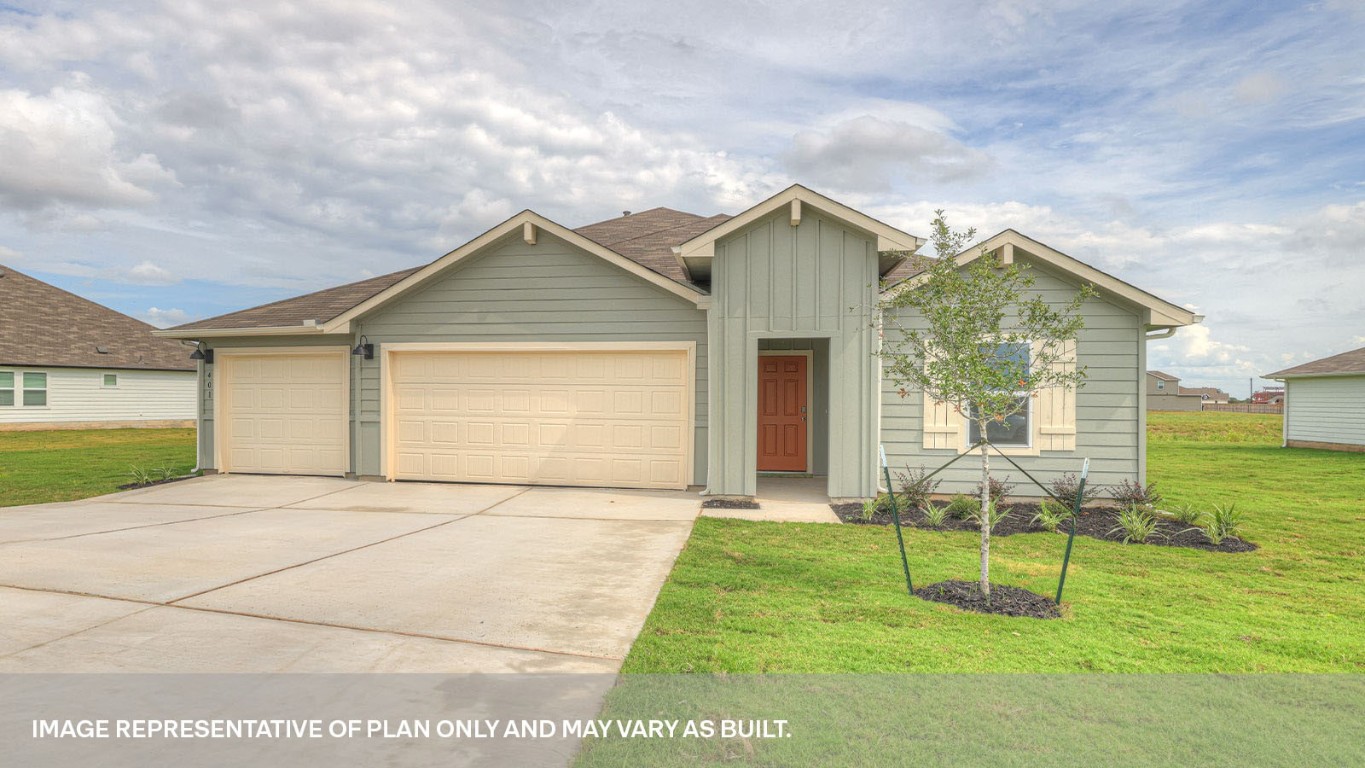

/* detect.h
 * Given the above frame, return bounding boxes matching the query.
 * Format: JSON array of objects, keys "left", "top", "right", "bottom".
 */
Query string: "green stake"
[
  {"left": 880, "top": 446, "right": 914, "bottom": 596},
  {"left": 1055, "top": 457, "right": 1089, "bottom": 605}
]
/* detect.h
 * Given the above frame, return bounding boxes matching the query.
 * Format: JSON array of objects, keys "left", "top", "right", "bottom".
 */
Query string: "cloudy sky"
[{"left": 2, "top": 0, "right": 1362, "bottom": 395}]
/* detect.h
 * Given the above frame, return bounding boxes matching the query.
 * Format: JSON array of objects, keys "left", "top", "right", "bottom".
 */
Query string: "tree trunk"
[{"left": 979, "top": 433, "right": 991, "bottom": 598}]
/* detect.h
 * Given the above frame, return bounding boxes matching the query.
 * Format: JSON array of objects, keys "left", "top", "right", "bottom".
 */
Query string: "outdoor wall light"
[
  {"left": 189, "top": 342, "right": 214, "bottom": 364},
  {"left": 351, "top": 335, "right": 374, "bottom": 360}
]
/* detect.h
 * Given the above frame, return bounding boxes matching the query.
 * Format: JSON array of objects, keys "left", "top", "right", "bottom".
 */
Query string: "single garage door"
[
  {"left": 389, "top": 348, "right": 691, "bottom": 489},
  {"left": 217, "top": 350, "right": 348, "bottom": 476}
]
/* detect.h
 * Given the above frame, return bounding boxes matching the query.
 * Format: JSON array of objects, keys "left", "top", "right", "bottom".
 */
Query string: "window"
[
  {"left": 0, "top": 372, "right": 12, "bottom": 406},
  {"left": 22, "top": 372, "right": 46, "bottom": 407},
  {"left": 103, "top": 373, "right": 119, "bottom": 387},
  {"left": 1156, "top": 379, "right": 1165, "bottom": 390},
  {"left": 967, "top": 342, "right": 1031, "bottom": 447}
]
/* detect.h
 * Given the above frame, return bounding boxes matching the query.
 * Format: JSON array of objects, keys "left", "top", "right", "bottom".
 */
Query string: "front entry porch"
[{"left": 701, "top": 476, "right": 841, "bottom": 523}]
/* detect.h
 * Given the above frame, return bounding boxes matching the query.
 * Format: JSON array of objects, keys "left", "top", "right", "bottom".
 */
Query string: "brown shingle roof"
[
  {"left": 1147, "top": 370, "right": 1180, "bottom": 381},
  {"left": 0, "top": 264, "right": 195, "bottom": 371},
  {"left": 169, "top": 267, "right": 421, "bottom": 332},
  {"left": 1266, "top": 347, "right": 1365, "bottom": 378},
  {"left": 171, "top": 209, "right": 729, "bottom": 334},
  {"left": 1179, "top": 386, "right": 1228, "bottom": 398}
]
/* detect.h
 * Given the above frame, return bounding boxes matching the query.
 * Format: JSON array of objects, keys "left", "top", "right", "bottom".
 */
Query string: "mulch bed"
[
  {"left": 830, "top": 501, "right": 1257, "bottom": 553},
  {"left": 116, "top": 475, "right": 195, "bottom": 491},
  {"left": 914, "top": 580, "right": 1061, "bottom": 619},
  {"left": 702, "top": 499, "right": 761, "bottom": 510}
]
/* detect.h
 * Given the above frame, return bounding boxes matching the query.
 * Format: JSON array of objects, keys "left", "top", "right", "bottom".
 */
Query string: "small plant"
[
  {"left": 127, "top": 466, "right": 155, "bottom": 485},
  {"left": 946, "top": 494, "right": 977, "bottom": 519},
  {"left": 1049, "top": 472, "right": 1100, "bottom": 509},
  {"left": 1031, "top": 498, "right": 1073, "bottom": 533},
  {"left": 895, "top": 465, "right": 941, "bottom": 514},
  {"left": 969, "top": 500, "right": 1010, "bottom": 533},
  {"left": 1109, "top": 504, "right": 1160, "bottom": 544},
  {"left": 1199, "top": 503, "right": 1245, "bottom": 544},
  {"left": 155, "top": 466, "right": 178, "bottom": 482},
  {"left": 860, "top": 497, "right": 881, "bottom": 522},
  {"left": 1110, "top": 479, "right": 1162, "bottom": 508},
  {"left": 921, "top": 503, "right": 949, "bottom": 527},
  {"left": 974, "top": 475, "right": 1016, "bottom": 505},
  {"left": 1165, "top": 503, "right": 1203, "bottom": 525}
]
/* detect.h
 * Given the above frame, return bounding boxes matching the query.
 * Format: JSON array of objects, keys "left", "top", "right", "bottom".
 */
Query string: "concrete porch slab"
[{"left": 702, "top": 476, "right": 841, "bottom": 524}]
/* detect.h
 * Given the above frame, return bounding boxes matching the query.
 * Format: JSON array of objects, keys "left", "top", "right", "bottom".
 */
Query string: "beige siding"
[
  {"left": 880, "top": 261, "right": 1144, "bottom": 494},
  {"left": 1284, "top": 376, "right": 1365, "bottom": 447},
  {"left": 0, "top": 367, "right": 195, "bottom": 425}
]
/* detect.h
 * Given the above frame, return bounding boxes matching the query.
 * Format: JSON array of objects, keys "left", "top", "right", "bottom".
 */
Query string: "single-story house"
[
  {"left": 1251, "top": 387, "right": 1286, "bottom": 405},
  {"left": 158, "top": 185, "right": 1199, "bottom": 499},
  {"left": 1145, "top": 371, "right": 1229, "bottom": 410},
  {"left": 1265, "top": 347, "right": 1365, "bottom": 452},
  {"left": 1179, "top": 386, "right": 1229, "bottom": 404},
  {"left": 0, "top": 265, "right": 197, "bottom": 430}
]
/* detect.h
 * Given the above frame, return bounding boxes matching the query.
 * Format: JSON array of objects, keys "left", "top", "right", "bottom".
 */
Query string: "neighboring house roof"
[
  {"left": 1180, "top": 386, "right": 1228, "bottom": 399},
  {"left": 0, "top": 264, "right": 195, "bottom": 371},
  {"left": 886, "top": 230, "right": 1201, "bottom": 329},
  {"left": 1265, "top": 346, "right": 1365, "bottom": 379},
  {"left": 1147, "top": 370, "right": 1180, "bottom": 381}
]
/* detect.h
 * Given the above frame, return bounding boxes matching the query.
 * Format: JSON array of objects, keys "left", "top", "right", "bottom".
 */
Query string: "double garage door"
[
  {"left": 389, "top": 348, "right": 692, "bottom": 490},
  {"left": 216, "top": 347, "right": 692, "bottom": 490}
]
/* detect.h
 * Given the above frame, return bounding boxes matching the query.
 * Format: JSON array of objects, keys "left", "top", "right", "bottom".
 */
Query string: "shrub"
[
  {"left": 1049, "top": 472, "right": 1100, "bottom": 509},
  {"left": 1165, "top": 503, "right": 1203, "bottom": 525},
  {"left": 1031, "top": 498, "right": 1073, "bottom": 533},
  {"left": 1110, "top": 479, "right": 1162, "bottom": 508},
  {"left": 860, "top": 497, "right": 881, "bottom": 522},
  {"left": 921, "top": 503, "right": 949, "bottom": 527},
  {"left": 968, "top": 500, "right": 1010, "bottom": 533},
  {"left": 1200, "top": 503, "right": 1245, "bottom": 544},
  {"left": 1109, "top": 504, "right": 1160, "bottom": 544},
  {"left": 974, "top": 475, "right": 1016, "bottom": 506},
  {"left": 895, "top": 465, "right": 941, "bottom": 513},
  {"left": 946, "top": 494, "right": 977, "bottom": 519}
]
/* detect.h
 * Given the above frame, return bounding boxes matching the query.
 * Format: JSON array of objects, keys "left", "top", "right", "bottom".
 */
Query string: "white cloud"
[
  {"left": 141, "top": 306, "right": 191, "bottom": 328},
  {"left": 784, "top": 115, "right": 992, "bottom": 191},
  {"left": 0, "top": 86, "right": 177, "bottom": 210},
  {"left": 123, "top": 260, "right": 178, "bottom": 285}
]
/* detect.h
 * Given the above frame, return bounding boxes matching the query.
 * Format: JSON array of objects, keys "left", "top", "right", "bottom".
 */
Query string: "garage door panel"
[
  {"left": 391, "top": 349, "right": 689, "bottom": 489},
  {"left": 220, "top": 352, "right": 347, "bottom": 476}
]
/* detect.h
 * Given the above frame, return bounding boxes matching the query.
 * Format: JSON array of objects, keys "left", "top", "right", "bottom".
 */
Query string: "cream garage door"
[
  {"left": 219, "top": 351, "right": 348, "bottom": 476},
  {"left": 389, "top": 349, "right": 691, "bottom": 489}
]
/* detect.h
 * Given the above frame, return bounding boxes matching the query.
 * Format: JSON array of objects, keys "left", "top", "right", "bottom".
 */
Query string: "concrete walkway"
[
  {"left": 701, "top": 476, "right": 841, "bottom": 523},
  {"left": 0, "top": 475, "right": 700, "bottom": 673}
]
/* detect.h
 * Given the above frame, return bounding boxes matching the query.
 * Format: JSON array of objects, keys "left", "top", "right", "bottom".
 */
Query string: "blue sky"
[{"left": 1, "top": 0, "right": 1362, "bottom": 395}]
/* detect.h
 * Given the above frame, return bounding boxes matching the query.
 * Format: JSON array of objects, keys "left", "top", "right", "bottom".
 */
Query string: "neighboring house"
[
  {"left": 1145, "top": 371, "right": 1228, "bottom": 410},
  {"left": 158, "top": 185, "right": 1199, "bottom": 499},
  {"left": 0, "top": 265, "right": 197, "bottom": 430},
  {"left": 1265, "top": 347, "right": 1365, "bottom": 452},
  {"left": 1179, "top": 386, "right": 1229, "bottom": 404},
  {"left": 1251, "top": 387, "right": 1286, "bottom": 405}
]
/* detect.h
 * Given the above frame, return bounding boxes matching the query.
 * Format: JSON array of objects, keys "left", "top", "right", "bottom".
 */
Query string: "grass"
[
  {"left": 0, "top": 428, "right": 197, "bottom": 507},
  {"left": 618, "top": 412, "right": 1365, "bottom": 673}
]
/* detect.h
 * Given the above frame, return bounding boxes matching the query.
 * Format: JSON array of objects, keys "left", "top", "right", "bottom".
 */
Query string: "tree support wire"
[{"left": 879, "top": 442, "right": 1089, "bottom": 606}]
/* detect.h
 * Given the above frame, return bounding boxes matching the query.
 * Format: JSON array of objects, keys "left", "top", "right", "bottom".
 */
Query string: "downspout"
[{"left": 179, "top": 339, "right": 203, "bottom": 473}]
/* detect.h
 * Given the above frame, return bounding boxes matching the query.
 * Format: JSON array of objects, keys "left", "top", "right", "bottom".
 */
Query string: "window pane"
[
  {"left": 0, "top": 372, "right": 12, "bottom": 387},
  {"left": 23, "top": 372, "right": 46, "bottom": 388},
  {"left": 0, "top": 390, "right": 12, "bottom": 406},
  {"left": 969, "top": 396, "right": 1030, "bottom": 446},
  {"left": 104, "top": 374, "right": 118, "bottom": 386},
  {"left": 22, "top": 390, "right": 47, "bottom": 407}
]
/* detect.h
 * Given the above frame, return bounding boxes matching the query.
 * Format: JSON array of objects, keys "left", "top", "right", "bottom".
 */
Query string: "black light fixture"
[
  {"left": 351, "top": 335, "right": 374, "bottom": 360},
  {"left": 189, "top": 341, "right": 214, "bottom": 364}
]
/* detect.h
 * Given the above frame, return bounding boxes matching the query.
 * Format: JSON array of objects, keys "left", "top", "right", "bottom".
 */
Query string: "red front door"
[{"left": 758, "top": 355, "right": 808, "bottom": 472}]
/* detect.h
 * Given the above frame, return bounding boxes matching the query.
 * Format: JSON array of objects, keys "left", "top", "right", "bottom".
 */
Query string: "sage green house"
[
  {"left": 159, "top": 185, "right": 1199, "bottom": 499},
  {"left": 1266, "top": 346, "right": 1365, "bottom": 452}
]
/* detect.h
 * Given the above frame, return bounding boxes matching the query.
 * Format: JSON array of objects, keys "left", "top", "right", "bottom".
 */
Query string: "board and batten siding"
[
  {"left": 709, "top": 209, "right": 880, "bottom": 498},
  {"left": 1284, "top": 376, "right": 1365, "bottom": 448},
  {"left": 0, "top": 366, "right": 195, "bottom": 425},
  {"left": 880, "top": 262, "right": 1144, "bottom": 494},
  {"left": 355, "top": 232, "right": 710, "bottom": 482}
]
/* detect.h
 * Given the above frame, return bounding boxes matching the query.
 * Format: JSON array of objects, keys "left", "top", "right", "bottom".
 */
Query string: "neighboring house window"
[
  {"left": 22, "top": 372, "right": 47, "bottom": 406},
  {"left": 1156, "top": 380, "right": 1165, "bottom": 390},
  {"left": 967, "top": 342, "right": 1031, "bottom": 448},
  {"left": 0, "top": 372, "right": 12, "bottom": 406},
  {"left": 103, "top": 373, "right": 119, "bottom": 387}
]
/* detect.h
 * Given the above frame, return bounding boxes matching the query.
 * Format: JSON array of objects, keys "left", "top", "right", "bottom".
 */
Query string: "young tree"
[{"left": 879, "top": 212, "right": 1094, "bottom": 597}]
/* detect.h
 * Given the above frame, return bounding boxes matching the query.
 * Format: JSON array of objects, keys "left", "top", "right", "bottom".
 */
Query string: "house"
[
  {"left": 1265, "top": 347, "right": 1365, "bottom": 452},
  {"left": 0, "top": 265, "right": 197, "bottom": 430},
  {"left": 157, "top": 185, "right": 1199, "bottom": 499},
  {"left": 1144, "top": 371, "right": 1228, "bottom": 410},
  {"left": 1251, "top": 387, "right": 1286, "bottom": 405}
]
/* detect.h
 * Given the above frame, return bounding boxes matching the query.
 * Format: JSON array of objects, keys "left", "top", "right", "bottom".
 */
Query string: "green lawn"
[
  {"left": 619, "top": 412, "right": 1365, "bottom": 673},
  {"left": 0, "top": 428, "right": 197, "bottom": 507}
]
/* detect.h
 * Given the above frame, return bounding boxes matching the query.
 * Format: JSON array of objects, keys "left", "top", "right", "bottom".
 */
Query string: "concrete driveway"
[{"left": 0, "top": 475, "right": 700, "bottom": 673}]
